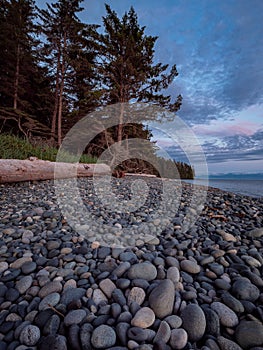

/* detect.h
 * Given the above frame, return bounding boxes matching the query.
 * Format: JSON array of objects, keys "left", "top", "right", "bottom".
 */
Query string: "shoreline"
[
  {"left": 0, "top": 177, "right": 262, "bottom": 349},
  {"left": 183, "top": 178, "right": 263, "bottom": 199}
]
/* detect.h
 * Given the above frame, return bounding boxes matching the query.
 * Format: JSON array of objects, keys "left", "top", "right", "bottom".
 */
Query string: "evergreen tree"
[
  {"left": 38, "top": 0, "right": 98, "bottom": 145},
  {"left": 97, "top": 4, "right": 182, "bottom": 143},
  {"left": 0, "top": 0, "right": 39, "bottom": 110}
]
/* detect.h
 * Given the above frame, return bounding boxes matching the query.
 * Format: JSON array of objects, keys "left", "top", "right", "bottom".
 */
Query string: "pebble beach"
[{"left": 0, "top": 177, "right": 263, "bottom": 350}]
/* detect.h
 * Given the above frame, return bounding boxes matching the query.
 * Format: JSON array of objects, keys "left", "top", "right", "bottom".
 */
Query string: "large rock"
[
  {"left": 20, "top": 325, "right": 41, "bottom": 346},
  {"left": 180, "top": 260, "right": 200, "bottom": 274},
  {"left": 211, "top": 302, "right": 239, "bottom": 327},
  {"left": 127, "top": 262, "right": 157, "bottom": 281},
  {"left": 131, "top": 307, "right": 155, "bottom": 329},
  {"left": 232, "top": 277, "right": 260, "bottom": 302},
  {"left": 170, "top": 328, "right": 188, "bottom": 350},
  {"left": 181, "top": 304, "right": 206, "bottom": 342},
  {"left": 91, "top": 325, "right": 116, "bottom": 349},
  {"left": 149, "top": 279, "right": 175, "bottom": 319},
  {"left": 235, "top": 320, "right": 263, "bottom": 349},
  {"left": 217, "top": 336, "right": 242, "bottom": 350}
]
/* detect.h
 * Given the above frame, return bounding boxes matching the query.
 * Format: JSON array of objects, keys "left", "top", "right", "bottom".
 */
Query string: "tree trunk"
[
  {"left": 51, "top": 48, "right": 61, "bottom": 142},
  {"left": 57, "top": 33, "right": 66, "bottom": 146},
  {"left": 13, "top": 43, "right": 20, "bottom": 109},
  {"left": 0, "top": 159, "right": 110, "bottom": 183},
  {"left": 117, "top": 101, "right": 124, "bottom": 143}
]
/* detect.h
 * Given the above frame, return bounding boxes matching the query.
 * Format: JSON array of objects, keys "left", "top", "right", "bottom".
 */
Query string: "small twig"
[
  {"left": 209, "top": 214, "right": 228, "bottom": 221},
  {"left": 48, "top": 304, "right": 65, "bottom": 318}
]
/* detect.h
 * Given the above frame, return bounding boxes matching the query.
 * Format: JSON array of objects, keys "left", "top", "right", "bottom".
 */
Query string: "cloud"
[{"left": 193, "top": 120, "right": 260, "bottom": 137}]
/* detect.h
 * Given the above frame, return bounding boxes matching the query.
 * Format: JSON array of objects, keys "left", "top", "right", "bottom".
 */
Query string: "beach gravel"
[{"left": 0, "top": 177, "right": 262, "bottom": 349}]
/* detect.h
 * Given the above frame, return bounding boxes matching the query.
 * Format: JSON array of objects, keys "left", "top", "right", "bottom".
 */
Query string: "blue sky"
[{"left": 37, "top": 0, "right": 263, "bottom": 174}]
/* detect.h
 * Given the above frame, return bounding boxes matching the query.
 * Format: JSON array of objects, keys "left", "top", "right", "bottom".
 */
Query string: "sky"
[{"left": 37, "top": 0, "right": 263, "bottom": 175}]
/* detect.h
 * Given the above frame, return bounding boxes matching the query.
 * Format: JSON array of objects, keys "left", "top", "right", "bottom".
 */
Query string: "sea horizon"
[{"left": 185, "top": 176, "right": 263, "bottom": 198}]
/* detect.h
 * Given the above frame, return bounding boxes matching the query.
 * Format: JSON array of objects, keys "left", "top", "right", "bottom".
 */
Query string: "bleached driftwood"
[{"left": 0, "top": 158, "right": 110, "bottom": 183}]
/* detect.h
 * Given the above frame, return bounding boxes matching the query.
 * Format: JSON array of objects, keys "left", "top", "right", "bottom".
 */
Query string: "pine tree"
[
  {"left": 38, "top": 0, "right": 98, "bottom": 145},
  {"left": 0, "top": 0, "right": 39, "bottom": 110},
  {"left": 98, "top": 4, "right": 182, "bottom": 143}
]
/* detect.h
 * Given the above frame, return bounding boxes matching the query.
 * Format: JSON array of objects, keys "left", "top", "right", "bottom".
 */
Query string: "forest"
[{"left": 0, "top": 0, "right": 194, "bottom": 179}]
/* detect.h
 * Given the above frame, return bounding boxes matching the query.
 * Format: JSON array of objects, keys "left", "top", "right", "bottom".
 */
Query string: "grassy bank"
[{"left": 0, "top": 134, "right": 96, "bottom": 163}]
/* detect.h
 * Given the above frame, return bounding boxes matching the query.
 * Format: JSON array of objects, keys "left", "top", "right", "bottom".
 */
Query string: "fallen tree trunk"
[{"left": 0, "top": 158, "right": 110, "bottom": 183}]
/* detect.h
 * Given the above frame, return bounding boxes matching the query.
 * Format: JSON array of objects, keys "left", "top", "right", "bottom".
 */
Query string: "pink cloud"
[{"left": 193, "top": 120, "right": 260, "bottom": 137}]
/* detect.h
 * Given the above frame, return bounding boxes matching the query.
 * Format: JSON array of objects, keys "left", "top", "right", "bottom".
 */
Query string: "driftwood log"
[{"left": 0, "top": 158, "right": 110, "bottom": 183}]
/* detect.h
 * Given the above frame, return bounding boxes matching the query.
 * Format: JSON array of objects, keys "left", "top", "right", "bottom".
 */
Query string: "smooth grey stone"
[
  {"left": 118, "top": 311, "right": 133, "bottom": 323},
  {"left": 68, "top": 324, "right": 81, "bottom": 350},
  {"left": 0, "top": 285, "right": 7, "bottom": 297},
  {"left": 205, "top": 338, "right": 220, "bottom": 350},
  {"left": 181, "top": 304, "right": 206, "bottom": 342},
  {"left": 211, "top": 302, "right": 239, "bottom": 327},
  {"left": 43, "top": 314, "right": 60, "bottom": 336},
  {"left": 221, "top": 292, "right": 245, "bottom": 314},
  {"left": 92, "top": 315, "right": 111, "bottom": 327},
  {"left": 38, "top": 281, "right": 63, "bottom": 298},
  {"left": 127, "top": 262, "right": 157, "bottom": 281},
  {"left": 214, "top": 279, "right": 231, "bottom": 290},
  {"left": 112, "top": 262, "right": 131, "bottom": 277},
  {"left": 180, "top": 271, "right": 193, "bottom": 283},
  {"left": 131, "top": 279, "right": 150, "bottom": 289},
  {"left": 217, "top": 336, "right": 242, "bottom": 350},
  {"left": 38, "top": 335, "right": 67, "bottom": 350},
  {"left": 34, "top": 309, "right": 55, "bottom": 329},
  {"left": 19, "top": 325, "right": 40, "bottom": 346},
  {"left": 131, "top": 307, "right": 155, "bottom": 328},
  {"left": 208, "top": 263, "right": 224, "bottom": 276},
  {"left": 119, "top": 252, "right": 138, "bottom": 263},
  {"left": 180, "top": 260, "right": 200, "bottom": 274},
  {"left": 91, "top": 325, "right": 116, "bottom": 348},
  {"left": 202, "top": 306, "right": 220, "bottom": 337},
  {"left": 154, "top": 321, "right": 171, "bottom": 343},
  {"left": 127, "top": 327, "right": 151, "bottom": 342},
  {"left": 80, "top": 323, "right": 93, "bottom": 350},
  {"left": 60, "top": 288, "right": 86, "bottom": 306},
  {"left": 116, "top": 278, "right": 131, "bottom": 289},
  {"left": 116, "top": 322, "right": 130, "bottom": 346},
  {"left": 38, "top": 293, "right": 60, "bottom": 311},
  {"left": 235, "top": 320, "right": 263, "bottom": 349},
  {"left": 170, "top": 328, "right": 188, "bottom": 350},
  {"left": 1, "top": 269, "right": 21, "bottom": 282},
  {"left": 14, "top": 321, "right": 31, "bottom": 340},
  {"left": 164, "top": 315, "right": 182, "bottom": 329},
  {"left": 6, "top": 288, "right": 19, "bottom": 302},
  {"left": 98, "top": 247, "right": 111, "bottom": 260},
  {"left": 21, "top": 261, "right": 37, "bottom": 274},
  {"left": 112, "top": 289, "right": 127, "bottom": 306},
  {"left": 232, "top": 277, "right": 260, "bottom": 302},
  {"left": 111, "top": 303, "right": 122, "bottom": 318},
  {"left": 149, "top": 279, "right": 175, "bottom": 319},
  {"left": 64, "top": 309, "right": 87, "bottom": 326},
  {"left": 243, "top": 271, "right": 263, "bottom": 287}
]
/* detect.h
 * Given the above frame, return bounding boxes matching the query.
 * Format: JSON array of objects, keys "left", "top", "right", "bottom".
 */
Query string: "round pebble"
[
  {"left": 19, "top": 325, "right": 40, "bottom": 346},
  {"left": 131, "top": 307, "right": 155, "bottom": 328},
  {"left": 91, "top": 325, "right": 116, "bottom": 348}
]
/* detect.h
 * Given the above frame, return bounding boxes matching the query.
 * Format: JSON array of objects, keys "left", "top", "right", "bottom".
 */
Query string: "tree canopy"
[{"left": 0, "top": 2, "right": 195, "bottom": 178}]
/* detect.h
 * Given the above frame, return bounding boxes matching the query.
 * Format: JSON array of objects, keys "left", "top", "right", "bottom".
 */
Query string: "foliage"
[
  {"left": 37, "top": 0, "right": 99, "bottom": 144},
  {"left": 0, "top": 134, "right": 96, "bottom": 163},
  {"left": 0, "top": 0, "right": 53, "bottom": 122},
  {"left": 98, "top": 5, "right": 182, "bottom": 110},
  {"left": 0, "top": 107, "right": 51, "bottom": 139},
  {"left": 0, "top": 2, "right": 190, "bottom": 177}
]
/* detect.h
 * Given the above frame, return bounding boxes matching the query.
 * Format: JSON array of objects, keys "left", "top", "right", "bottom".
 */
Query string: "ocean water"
[{"left": 184, "top": 179, "right": 263, "bottom": 198}]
